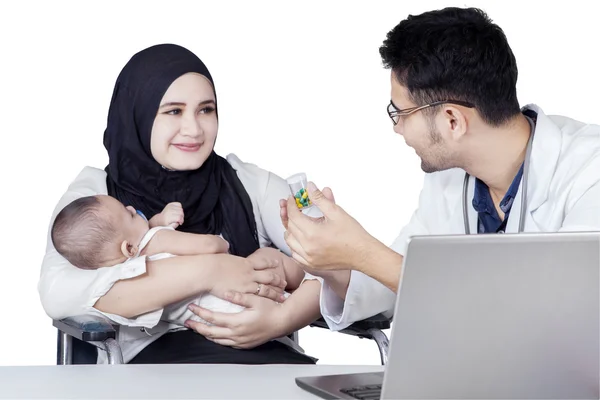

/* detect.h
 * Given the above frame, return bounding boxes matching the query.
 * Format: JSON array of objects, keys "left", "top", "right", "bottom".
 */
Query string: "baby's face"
[{"left": 96, "top": 195, "right": 149, "bottom": 247}]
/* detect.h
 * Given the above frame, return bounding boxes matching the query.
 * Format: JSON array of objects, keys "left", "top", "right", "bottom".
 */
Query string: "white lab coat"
[{"left": 320, "top": 104, "right": 600, "bottom": 330}]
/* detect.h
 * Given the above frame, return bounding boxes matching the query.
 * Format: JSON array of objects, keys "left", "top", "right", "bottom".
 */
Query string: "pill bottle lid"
[{"left": 286, "top": 172, "right": 307, "bottom": 184}]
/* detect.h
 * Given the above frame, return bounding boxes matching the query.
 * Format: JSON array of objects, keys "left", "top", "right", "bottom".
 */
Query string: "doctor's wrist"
[
  {"left": 321, "top": 270, "right": 351, "bottom": 301},
  {"left": 351, "top": 236, "right": 387, "bottom": 273},
  {"left": 354, "top": 239, "right": 403, "bottom": 292}
]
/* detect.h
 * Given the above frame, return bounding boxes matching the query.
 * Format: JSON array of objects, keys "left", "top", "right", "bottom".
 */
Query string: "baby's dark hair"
[{"left": 51, "top": 196, "right": 116, "bottom": 270}]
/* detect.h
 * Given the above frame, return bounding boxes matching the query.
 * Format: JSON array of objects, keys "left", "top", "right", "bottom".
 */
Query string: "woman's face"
[{"left": 150, "top": 72, "right": 218, "bottom": 171}]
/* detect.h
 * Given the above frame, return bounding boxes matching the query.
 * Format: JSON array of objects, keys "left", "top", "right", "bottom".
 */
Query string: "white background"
[{"left": 0, "top": 0, "right": 598, "bottom": 366}]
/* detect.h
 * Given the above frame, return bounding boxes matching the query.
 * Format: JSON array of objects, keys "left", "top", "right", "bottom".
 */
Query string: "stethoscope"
[{"left": 462, "top": 116, "right": 536, "bottom": 234}]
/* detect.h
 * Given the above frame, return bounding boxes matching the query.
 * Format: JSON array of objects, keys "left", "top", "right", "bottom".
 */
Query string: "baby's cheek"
[{"left": 131, "top": 223, "right": 149, "bottom": 242}]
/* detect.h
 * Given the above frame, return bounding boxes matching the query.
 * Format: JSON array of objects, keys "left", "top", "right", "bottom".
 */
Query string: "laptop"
[{"left": 296, "top": 232, "right": 600, "bottom": 399}]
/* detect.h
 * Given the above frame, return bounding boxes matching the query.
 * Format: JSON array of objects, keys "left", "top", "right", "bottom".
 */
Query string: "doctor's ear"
[{"left": 441, "top": 106, "right": 469, "bottom": 141}]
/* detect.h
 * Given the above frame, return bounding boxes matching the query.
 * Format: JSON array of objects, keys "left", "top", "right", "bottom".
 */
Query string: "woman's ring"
[{"left": 256, "top": 284, "right": 262, "bottom": 295}]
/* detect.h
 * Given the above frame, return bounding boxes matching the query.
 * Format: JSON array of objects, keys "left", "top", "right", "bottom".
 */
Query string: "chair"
[
  {"left": 54, "top": 313, "right": 391, "bottom": 365},
  {"left": 54, "top": 315, "right": 122, "bottom": 365},
  {"left": 308, "top": 314, "right": 391, "bottom": 365}
]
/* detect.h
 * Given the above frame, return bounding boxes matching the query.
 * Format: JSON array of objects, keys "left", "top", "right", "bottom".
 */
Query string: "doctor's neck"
[{"left": 461, "top": 113, "right": 531, "bottom": 198}]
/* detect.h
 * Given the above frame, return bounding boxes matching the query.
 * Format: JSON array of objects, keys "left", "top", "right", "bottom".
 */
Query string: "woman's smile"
[{"left": 172, "top": 143, "right": 202, "bottom": 152}]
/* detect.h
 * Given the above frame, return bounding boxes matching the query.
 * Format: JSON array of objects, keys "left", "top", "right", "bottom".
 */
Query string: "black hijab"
[{"left": 103, "top": 44, "right": 259, "bottom": 257}]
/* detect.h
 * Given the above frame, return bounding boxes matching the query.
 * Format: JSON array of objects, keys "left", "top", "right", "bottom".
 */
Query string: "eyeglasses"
[{"left": 387, "top": 100, "right": 475, "bottom": 125}]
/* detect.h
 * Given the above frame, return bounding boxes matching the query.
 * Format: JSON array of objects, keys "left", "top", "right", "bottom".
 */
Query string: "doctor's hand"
[{"left": 279, "top": 182, "right": 378, "bottom": 272}]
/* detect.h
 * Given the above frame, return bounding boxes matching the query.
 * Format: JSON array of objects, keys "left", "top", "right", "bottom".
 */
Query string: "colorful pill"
[{"left": 294, "top": 188, "right": 311, "bottom": 209}]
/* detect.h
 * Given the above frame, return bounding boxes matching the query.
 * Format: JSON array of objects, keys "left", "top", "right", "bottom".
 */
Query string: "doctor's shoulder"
[
  {"left": 546, "top": 116, "right": 600, "bottom": 206},
  {"left": 549, "top": 115, "right": 600, "bottom": 166},
  {"left": 549, "top": 115, "right": 600, "bottom": 150}
]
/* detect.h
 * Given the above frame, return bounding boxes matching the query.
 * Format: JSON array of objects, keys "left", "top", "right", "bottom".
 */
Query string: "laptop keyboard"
[{"left": 340, "top": 384, "right": 382, "bottom": 399}]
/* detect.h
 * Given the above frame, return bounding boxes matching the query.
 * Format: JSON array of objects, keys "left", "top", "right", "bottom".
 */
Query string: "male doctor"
[{"left": 280, "top": 7, "right": 600, "bottom": 330}]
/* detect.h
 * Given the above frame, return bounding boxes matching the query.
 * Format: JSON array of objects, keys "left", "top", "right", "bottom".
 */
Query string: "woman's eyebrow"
[
  {"left": 197, "top": 99, "right": 215, "bottom": 106},
  {"left": 159, "top": 100, "right": 215, "bottom": 108},
  {"left": 159, "top": 101, "right": 185, "bottom": 108}
]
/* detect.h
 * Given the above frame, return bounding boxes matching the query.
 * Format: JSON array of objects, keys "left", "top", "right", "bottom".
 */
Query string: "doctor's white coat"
[{"left": 320, "top": 104, "right": 600, "bottom": 330}]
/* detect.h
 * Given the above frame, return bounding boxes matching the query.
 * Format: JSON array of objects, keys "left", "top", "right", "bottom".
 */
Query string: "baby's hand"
[{"left": 149, "top": 202, "right": 184, "bottom": 229}]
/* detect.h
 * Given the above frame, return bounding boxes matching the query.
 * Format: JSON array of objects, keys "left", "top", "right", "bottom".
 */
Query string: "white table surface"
[{"left": 0, "top": 364, "right": 383, "bottom": 399}]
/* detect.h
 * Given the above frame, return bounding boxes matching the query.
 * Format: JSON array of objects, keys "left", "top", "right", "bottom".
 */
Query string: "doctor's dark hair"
[
  {"left": 51, "top": 196, "right": 116, "bottom": 270},
  {"left": 380, "top": 7, "right": 521, "bottom": 126}
]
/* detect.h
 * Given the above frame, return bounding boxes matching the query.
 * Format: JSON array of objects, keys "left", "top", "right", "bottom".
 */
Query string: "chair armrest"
[
  {"left": 309, "top": 313, "right": 391, "bottom": 338},
  {"left": 53, "top": 315, "right": 117, "bottom": 342}
]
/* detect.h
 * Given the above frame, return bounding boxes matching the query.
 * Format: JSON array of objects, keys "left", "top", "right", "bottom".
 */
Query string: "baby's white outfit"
[{"left": 138, "top": 226, "right": 244, "bottom": 326}]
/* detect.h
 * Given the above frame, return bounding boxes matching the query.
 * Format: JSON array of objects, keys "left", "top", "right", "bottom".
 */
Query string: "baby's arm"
[
  {"left": 280, "top": 256, "right": 306, "bottom": 291},
  {"left": 143, "top": 202, "right": 228, "bottom": 256},
  {"left": 144, "top": 230, "right": 229, "bottom": 256}
]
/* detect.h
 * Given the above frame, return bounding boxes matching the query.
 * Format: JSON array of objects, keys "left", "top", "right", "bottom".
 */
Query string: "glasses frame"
[{"left": 387, "top": 100, "right": 475, "bottom": 125}]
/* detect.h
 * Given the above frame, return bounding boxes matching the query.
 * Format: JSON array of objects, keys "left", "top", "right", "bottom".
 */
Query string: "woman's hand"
[
  {"left": 246, "top": 247, "right": 289, "bottom": 286},
  {"left": 208, "top": 255, "right": 287, "bottom": 303},
  {"left": 185, "top": 292, "right": 285, "bottom": 349}
]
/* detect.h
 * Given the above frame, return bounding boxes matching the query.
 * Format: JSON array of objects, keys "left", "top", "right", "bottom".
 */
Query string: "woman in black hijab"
[
  {"left": 41, "top": 43, "right": 320, "bottom": 364},
  {"left": 104, "top": 44, "right": 260, "bottom": 258}
]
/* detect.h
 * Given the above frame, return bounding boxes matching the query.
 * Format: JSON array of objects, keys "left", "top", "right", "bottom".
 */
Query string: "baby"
[{"left": 50, "top": 194, "right": 305, "bottom": 326}]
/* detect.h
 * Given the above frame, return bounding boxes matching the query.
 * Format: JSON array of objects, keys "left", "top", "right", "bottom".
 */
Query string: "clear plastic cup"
[{"left": 286, "top": 172, "right": 312, "bottom": 210}]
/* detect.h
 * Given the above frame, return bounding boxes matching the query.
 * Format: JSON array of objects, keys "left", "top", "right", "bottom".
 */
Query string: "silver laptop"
[{"left": 296, "top": 232, "right": 600, "bottom": 399}]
